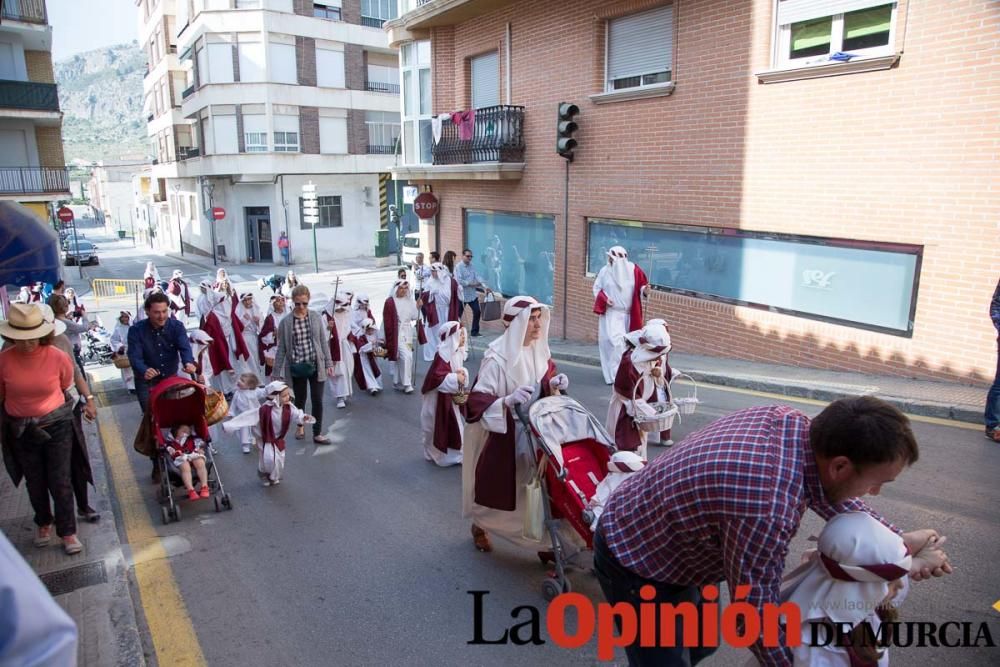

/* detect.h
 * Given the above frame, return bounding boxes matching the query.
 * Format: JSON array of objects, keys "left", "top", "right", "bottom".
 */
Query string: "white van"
[{"left": 401, "top": 232, "right": 422, "bottom": 264}]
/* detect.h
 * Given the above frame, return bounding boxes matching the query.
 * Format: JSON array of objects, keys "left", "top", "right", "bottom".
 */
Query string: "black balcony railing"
[
  {"left": 365, "top": 81, "right": 400, "bottom": 94},
  {"left": 367, "top": 144, "right": 395, "bottom": 155},
  {"left": 360, "top": 16, "right": 386, "bottom": 28},
  {"left": 182, "top": 84, "right": 195, "bottom": 99},
  {"left": 178, "top": 146, "right": 200, "bottom": 160},
  {"left": 0, "top": 80, "right": 59, "bottom": 112},
  {"left": 432, "top": 105, "right": 525, "bottom": 165},
  {"left": 0, "top": 167, "right": 68, "bottom": 195},
  {"left": 1, "top": 0, "right": 47, "bottom": 23}
]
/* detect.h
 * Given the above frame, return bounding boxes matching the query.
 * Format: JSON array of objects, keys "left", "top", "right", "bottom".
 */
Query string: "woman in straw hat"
[{"left": 0, "top": 303, "right": 84, "bottom": 554}]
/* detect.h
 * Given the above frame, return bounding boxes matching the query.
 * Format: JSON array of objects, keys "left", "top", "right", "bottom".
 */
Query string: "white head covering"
[
  {"left": 37, "top": 303, "right": 67, "bottom": 337},
  {"left": 608, "top": 451, "right": 645, "bottom": 473},
  {"left": 486, "top": 296, "right": 551, "bottom": 386},
  {"left": 236, "top": 293, "right": 260, "bottom": 322},
  {"left": 188, "top": 329, "right": 213, "bottom": 345},
  {"left": 216, "top": 268, "right": 228, "bottom": 280},
  {"left": 388, "top": 278, "right": 410, "bottom": 299},
  {"left": 172, "top": 269, "right": 184, "bottom": 280},
  {"left": 361, "top": 317, "right": 376, "bottom": 331},
  {"left": 144, "top": 261, "right": 159, "bottom": 280},
  {"left": 353, "top": 293, "right": 369, "bottom": 310},
  {"left": 199, "top": 279, "right": 212, "bottom": 292},
  {"left": 286, "top": 270, "right": 298, "bottom": 285},
  {"left": 624, "top": 322, "right": 671, "bottom": 365},
  {"left": 606, "top": 245, "right": 633, "bottom": 289},
  {"left": 436, "top": 321, "right": 464, "bottom": 364},
  {"left": 389, "top": 279, "right": 418, "bottom": 323},
  {"left": 265, "top": 380, "right": 290, "bottom": 405},
  {"left": 781, "top": 512, "right": 911, "bottom": 625}
]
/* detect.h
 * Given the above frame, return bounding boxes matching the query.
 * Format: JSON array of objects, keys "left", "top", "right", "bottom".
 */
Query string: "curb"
[
  {"left": 470, "top": 342, "right": 982, "bottom": 426},
  {"left": 163, "top": 252, "right": 401, "bottom": 277}
]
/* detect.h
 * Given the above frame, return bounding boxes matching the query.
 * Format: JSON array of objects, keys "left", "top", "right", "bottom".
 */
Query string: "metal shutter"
[
  {"left": 471, "top": 51, "right": 499, "bottom": 110},
  {"left": 777, "top": 0, "right": 894, "bottom": 26},
  {"left": 607, "top": 5, "right": 673, "bottom": 82}
]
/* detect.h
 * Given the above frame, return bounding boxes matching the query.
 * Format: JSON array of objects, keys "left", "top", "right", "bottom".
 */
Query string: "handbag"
[
  {"left": 133, "top": 411, "right": 157, "bottom": 458},
  {"left": 481, "top": 292, "right": 502, "bottom": 322},
  {"left": 204, "top": 389, "right": 229, "bottom": 426},
  {"left": 112, "top": 354, "right": 131, "bottom": 369},
  {"left": 522, "top": 456, "right": 547, "bottom": 542},
  {"left": 290, "top": 361, "right": 317, "bottom": 378}
]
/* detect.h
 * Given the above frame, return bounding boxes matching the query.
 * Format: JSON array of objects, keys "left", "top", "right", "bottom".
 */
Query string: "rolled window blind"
[
  {"left": 471, "top": 51, "right": 500, "bottom": 109},
  {"left": 607, "top": 5, "right": 673, "bottom": 81},
  {"left": 777, "top": 0, "right": 894, "bottom": 26}
]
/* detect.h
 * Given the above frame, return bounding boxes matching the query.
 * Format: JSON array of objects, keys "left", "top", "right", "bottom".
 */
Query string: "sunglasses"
[{"left": 293, "top": 301, "right": 309, "bottom": 307}]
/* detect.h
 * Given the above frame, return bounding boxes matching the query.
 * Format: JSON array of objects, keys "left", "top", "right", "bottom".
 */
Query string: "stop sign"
[
  {"left": 211, "top": 206, "right": 226, "bottom": 221},
  {"left": 57, "top": 206, "right": 74, "bottom": 223},
  {"left": 413, "top": 192, "right": 439, "bottom": 220}
]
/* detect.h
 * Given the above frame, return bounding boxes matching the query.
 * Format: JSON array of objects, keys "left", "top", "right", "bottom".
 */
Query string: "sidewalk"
[
  {"left": 470, "top": 332, "right": 986, "bottom": 425},
  {"left": 163, "top": 249, "right": 400, "bottom": 279},
  {"left": 0, "top": 370, "right": 146, "bottom": 665}
]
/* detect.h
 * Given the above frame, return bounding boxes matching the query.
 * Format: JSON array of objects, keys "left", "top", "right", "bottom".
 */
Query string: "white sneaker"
[
  {"left": 242, "top": 444, "right": 251, "bottom": 454},
  {"left": 271, "top": 479, "right": 280, "bottom": 486},
  {"left": 661, "top": 439, "right": 674, "bottom": 447},
  {"left": 337, "top": 398, "right": 347, "bottom": 408},
  {"left": 403, "top": 386, "right": 413, "bottom": 394},
  {"left": 261, "top": 480, "right": 271, "bottom": 487},
  {"left": 369, "top": 388, "right": 378, "bottom": 396}
]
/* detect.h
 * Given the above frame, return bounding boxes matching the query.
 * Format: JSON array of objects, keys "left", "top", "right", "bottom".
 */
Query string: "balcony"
[
  {"left": 365, "top": 80, "right": 400, "bottom": 94},
  {"left": 361, "top": 16, "right": 386, "bottom": 28},
  {"left": 1, "top": 0, "right": 47, "bottom": 24},
  {"left": 389, "top": 0, "right": 516, "bottom": 46},
  {"left": 433, "top": 105, "right": 524, "bottom": 165},
  {"left": 367, "top": 144, "right": 396, "bottom": 155},
  {"left": 182, "top": 84, "right": 195, "bottom": 100},
  {"left": 0, "top": 80, "right": 59, "bottom": 112},
  {"left": 0, "top": 167, "right": 68, "bottom": 195},
  {"left": 178, "top": 146, "right": 201, "bottom": 160}
]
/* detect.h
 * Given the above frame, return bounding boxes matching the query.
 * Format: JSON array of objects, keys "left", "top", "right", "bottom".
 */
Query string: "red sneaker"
[
  {"left": 199, "top": 486, "right": 211, "bottom": 499},
  {"left": 187, "top": 489, "right": 199, "bottom": 501}
]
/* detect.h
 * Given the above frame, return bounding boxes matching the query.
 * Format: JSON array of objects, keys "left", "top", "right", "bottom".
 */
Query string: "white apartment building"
[{"left": 137, "top": 0, "right": 401, "bottom": 265}]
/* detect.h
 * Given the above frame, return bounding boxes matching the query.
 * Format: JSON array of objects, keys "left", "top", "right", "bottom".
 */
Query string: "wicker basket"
[
  {"left": 112, "top": 354, "right": 131, "bottom": 369},
  {"left": 452, "top": 382, "right": 468, "bottom": 406},
  {"left": 632, "top": 381, "right": 678, "bottom": 433},
  {"left": 671, "top": 373, "right": 700, "bottom": 415},
  {"left": 204, "top": 389, "right": 229, "bottom": 426},
  {"left": 372, "top": 345, "right": 388, "bottom": 358}
]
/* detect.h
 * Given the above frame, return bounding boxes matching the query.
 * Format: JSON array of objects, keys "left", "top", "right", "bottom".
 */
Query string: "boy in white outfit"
[{"left": 228, "top": 372, "right": 266, "bottom": 453}]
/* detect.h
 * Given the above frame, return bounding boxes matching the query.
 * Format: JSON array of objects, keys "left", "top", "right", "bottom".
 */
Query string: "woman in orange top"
[{"left": 0, "top": 304, "right": 82, "bottom": 555}]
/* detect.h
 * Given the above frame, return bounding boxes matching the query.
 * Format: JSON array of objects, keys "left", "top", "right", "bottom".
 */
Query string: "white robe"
[
  {"left": 235, "top": 303, "right": 263, "bottom": 378},
  {"left": 109, "top": 323, "right": 134, "bottom": 390},
  {"left": 605, "top": 365, "right": 659, "bottom": 461},
  {"left": 223, "top": 402, "right": 310, "bottom": 483},
  {"left": 420, "top": 346, "right": 467, "bottom": 467},
  {"left": 327, "top": 309, "right": 354, "bottom": 400},
  {"left": 382, "top": 296, "right": 418, "bottom": 390},
  {"left": 593, "top": 264, "right": 636, "bottom": 384},
  {"left": 423, "top": 278, "right": 453, "bottom": 362},
  {"left": 211, "top": 292, "right": 246, "bottom": 379},
  {"left": 353, "top": 335, "right": 383, "bottom": 392},
  {"left": 228, "top": 387, "right": 265, "bottom": 445}
]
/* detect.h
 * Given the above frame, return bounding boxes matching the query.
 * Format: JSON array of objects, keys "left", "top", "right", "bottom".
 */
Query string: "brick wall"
[
  {"left": 347, "top": 109, "right": 367, "bottom": 154},
  {"left": 35, "top": 126, "right": 65, "bottom": 167},
  {"left": 236, "top": 107, "right": 245, "bottom": 153},
  {"left": 300, "top": 106, "right": 320, "bottom": 154},
  {"left": 24, "top": 51, "right": 55, "bottom": 83},
  {"left": 296, "top": 36, "right": 317, "bottom": 86},
  {"left": 419, "top": 0, "right": 1000, "bottom": 385},
  {"left": 344, "top": 44, "right": 364, "bottom": 90},
  {"left": 341, "top": 0, "right": 360, "bottom": 25},
  {"left": 292, "top": 0, "right": 311, "bottom": 17}
]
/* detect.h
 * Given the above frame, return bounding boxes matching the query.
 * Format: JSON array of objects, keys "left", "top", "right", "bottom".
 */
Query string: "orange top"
[{"left": 0, "top": 345, "right": 74, "bottom": 418}]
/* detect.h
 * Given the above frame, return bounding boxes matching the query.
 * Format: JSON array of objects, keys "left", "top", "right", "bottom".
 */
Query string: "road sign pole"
[
  {"left": 72, "top": 219, "right": 82, "bottom": 280},
  {"left": 302, "top": 181, "right": 319, "bottom": 274}
]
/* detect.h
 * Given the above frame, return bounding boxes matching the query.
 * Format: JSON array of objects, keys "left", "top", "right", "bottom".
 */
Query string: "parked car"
[
  {"left": 63, "top": 239, "right": 99, "bottom": 266},
  {"left": 401, "top": 232, "right": 422, "bottom": 265}
]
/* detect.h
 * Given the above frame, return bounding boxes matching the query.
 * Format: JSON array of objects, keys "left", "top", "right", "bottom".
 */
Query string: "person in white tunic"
[
  {"left": 420, "top": 321, "right": 468, "bottom": 466},
  {"left": 380, "top": 278, "right": 419, "bottom": 393},
  {"left": 222, "top": 380, "right": 314, "bottom": 487},
  {"left": 195, "top": 280, "right": 214, "bottom": 324},
  {"left": 109, "top": 310, "right": 135, "bottom": 392},
  {"left": 461, "top": 296, "right": 570, "bottom": 553},
  {"left": 592, "top": 246, "right": 649, "bottom": 385},
  {"left": 228, "top": 372, "right": 265, "bottom": 453},
  {"left": 420, "top": 263, "right": 460, "bottom": 362},
  {"left": 234, "top": 292, "right": 263, "bottom": 378},
  {"left": 350, "top": 317, "right": 383, "bottom": 395},
  {"left": 280, "top": 270, "right": 301, "bottom": 299},
  {"left": 324, "top": 289, "right": 354, "bottom": 408}
]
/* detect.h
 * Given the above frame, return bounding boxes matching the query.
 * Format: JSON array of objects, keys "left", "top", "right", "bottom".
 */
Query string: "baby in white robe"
[
  {"left": 228, "top": 372, "right": 266, "bottom": 454},
  {"left": 587, "top": 451, "right": 645, "bottom": 531}
]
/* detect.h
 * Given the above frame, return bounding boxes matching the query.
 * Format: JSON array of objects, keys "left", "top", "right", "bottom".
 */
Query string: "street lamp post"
[
  {"left": 201, "top": 177, "right": 218, "bottom": 266},
  {"left": 172, "top": 183, "right": 185, "bottom": 256}
]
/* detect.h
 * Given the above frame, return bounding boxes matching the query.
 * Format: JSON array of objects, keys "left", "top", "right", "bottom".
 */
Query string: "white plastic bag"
[{"left": 522, "top": 478, "right": 545, "bottom": 542}]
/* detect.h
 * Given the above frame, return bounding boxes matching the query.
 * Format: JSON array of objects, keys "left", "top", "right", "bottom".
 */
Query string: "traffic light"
[{"left": 556, "top": 102, "right": 579, "bottom": 161}]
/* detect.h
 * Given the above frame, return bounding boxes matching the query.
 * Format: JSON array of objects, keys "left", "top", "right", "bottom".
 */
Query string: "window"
[
  {"left": 366, "top": 63, "right": 399, "bottom": 93},
  {"left": 269, "top": 40, "right": 297, "bottom": 84},
  {"left": 316, "top": 48, "right": 345, "bottom": 87},
  {"left": 401, "top": 40, "right": 432, "bottom": 165},
  {"left": 299, "top": 195, "right": 342, "bottom": 229},
  {"left": 243, "top": 113, "right": 267, "bottom": 152},
  {"left": 361, "top": 0, "right": 396, "bottom": 26},
  {"left": 238, "top": 38, "right": 265, "bottom": 82},
  {"left": 365, "top": 111, "right": 400, "bottom": 153},
  {"left": 587, "top": 219, "right": 921, "bottom": 335},
  {"left": 319, "top": 116, "right": 347, "bottom": 153},
  {"left": 606, "top": 5, "right": 673, "bottom": 92},
  {"left": 775, "top": 1, "right": 896, "bottom": 67},
  {"left": 274, "top": 114, "right": 299, "bottom": 152},
  {"left": 471, "top": 51, "right": 499, "bottom": 109},
  {"left": 314, "top": 1, "right": 341, "bottom": 20},
  {"left": 465, "top": 210, "right": 556, "bottom": 304}
]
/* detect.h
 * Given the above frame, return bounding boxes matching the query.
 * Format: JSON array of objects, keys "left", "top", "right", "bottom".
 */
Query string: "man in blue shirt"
[
  {"left": 453, "top": 248, "right": 490, "bottom": 337},
  {"left": 986, "top": 278, "right": 1000, "bottom": 442},
  {"left": 127, "top": 291, "right": 196, "bottom": 414}
]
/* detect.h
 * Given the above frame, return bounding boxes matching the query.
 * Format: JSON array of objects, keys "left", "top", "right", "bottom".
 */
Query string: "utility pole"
[{"left": 172, "top": 183, "right": 184, "bottom": 256}]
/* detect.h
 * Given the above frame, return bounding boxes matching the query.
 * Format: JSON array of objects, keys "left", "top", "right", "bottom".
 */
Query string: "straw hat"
[{"left": 0, "top": 303, "right": 56, "bottom": 340}]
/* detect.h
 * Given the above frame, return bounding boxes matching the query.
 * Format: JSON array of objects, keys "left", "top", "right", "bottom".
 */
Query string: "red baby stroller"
[
  {"left": 516, "top": 395, "right": 616, "bottom": 600},
  {"left": 150, "top": 376, "right": 233, "bottom": 523}
]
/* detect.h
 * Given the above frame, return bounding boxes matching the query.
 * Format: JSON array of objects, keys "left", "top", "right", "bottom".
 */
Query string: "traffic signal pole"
[
  {"left": 556, "top": 102, "right": 579, "bottom": 341},
  {"left": 562, "top": 158, "right": 569, "bottom": 340}
]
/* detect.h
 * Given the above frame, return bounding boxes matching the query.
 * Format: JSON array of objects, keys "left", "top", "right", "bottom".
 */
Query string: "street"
[{"left": 60, "top": 233, "right": 1000, "bottom": 665}]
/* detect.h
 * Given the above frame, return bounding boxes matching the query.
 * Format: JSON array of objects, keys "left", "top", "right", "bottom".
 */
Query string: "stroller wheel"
[
  {"left": 171, "top": 505, "right": 181, "bottom": 523},
  {"left": 541, "top": 578, "right": 562, "bottom": 602},
  {"left": 160, "top": 506, "right": 170, "bottom": 525},
  {"left": 213, "top": 495, "right": 221, "bottom": 513},
  {"left": 222, "top": 493, "right": 233, "bottom": 510}
]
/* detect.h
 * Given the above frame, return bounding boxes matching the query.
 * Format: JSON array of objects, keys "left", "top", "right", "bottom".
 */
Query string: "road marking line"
[
  {"left": 97, "top": 404, "right": 207, "bottom": 667},
  {"left": 554, "top": 359, "right": 981, "bottom": 431}
]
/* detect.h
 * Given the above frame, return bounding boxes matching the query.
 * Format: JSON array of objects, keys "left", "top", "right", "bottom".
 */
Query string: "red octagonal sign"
[
  {"left": 413, "top": 192, "right": 439, "bottom": 220},
  {"left": 57, "top": 206, "right": 74, "bottom": 223},
  {"left": 211, "top": 206, "right": 226, "bottom": 221}
]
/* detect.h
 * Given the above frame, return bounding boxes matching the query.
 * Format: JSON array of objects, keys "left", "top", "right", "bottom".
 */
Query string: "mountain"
[{"left": 55, "top": 42, "right": 148, "bottom": 163}]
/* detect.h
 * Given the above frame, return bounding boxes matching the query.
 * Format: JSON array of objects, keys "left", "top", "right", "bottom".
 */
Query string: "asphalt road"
[{"left": 83, "top": 233, "right": 1000, "bottom": 666}]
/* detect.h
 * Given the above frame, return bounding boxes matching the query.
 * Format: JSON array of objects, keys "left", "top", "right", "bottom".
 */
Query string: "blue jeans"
[
  {"left": 592, "top": 530, "right": 718, "bottom": 667},
  {"left": 985, "top": 338, "right": 1000, "bottom": 431}
]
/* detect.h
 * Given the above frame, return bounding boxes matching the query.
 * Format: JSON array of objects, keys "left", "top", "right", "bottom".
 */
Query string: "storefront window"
[
  {"left": 465, "top": 210, "right": 556, "bottom": 305},
  {"left": 587, "top": 219, "right": 921, "bottom": 335}
]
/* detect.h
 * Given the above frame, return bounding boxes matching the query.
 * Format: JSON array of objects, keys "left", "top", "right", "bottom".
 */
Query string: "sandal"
[
  {"left": 471, "top": 524, "right": 492, "bottom": 553},
  {"left": 295, "top": 425, "right": 305, "bottom": 440},
  {"left": 313, "top": 435, "right": 331, "bottom": 444}
]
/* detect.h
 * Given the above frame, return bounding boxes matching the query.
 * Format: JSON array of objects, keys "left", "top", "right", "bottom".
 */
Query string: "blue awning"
[{"left": 0, "top": 202, "right": 61, "bottom": 288}]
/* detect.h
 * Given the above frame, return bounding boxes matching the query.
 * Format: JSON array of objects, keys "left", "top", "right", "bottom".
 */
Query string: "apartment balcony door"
[{"left": 245, "top": 207, "right": 273, "bottom": 263}]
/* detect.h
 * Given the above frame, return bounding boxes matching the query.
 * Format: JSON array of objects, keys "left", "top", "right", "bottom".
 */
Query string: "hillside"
[{"left": 55, "top": 42, "right": 148, "bottom": 163}]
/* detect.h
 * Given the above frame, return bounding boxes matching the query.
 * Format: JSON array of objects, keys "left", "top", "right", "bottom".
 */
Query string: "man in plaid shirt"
[{"left": 596, "top": 397, "right": 951, "bottom": 666}]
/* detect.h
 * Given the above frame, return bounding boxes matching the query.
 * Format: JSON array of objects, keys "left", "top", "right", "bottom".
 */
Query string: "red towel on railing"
[{"left": 450, "top": 110, "right": 476, "bottom": 141}]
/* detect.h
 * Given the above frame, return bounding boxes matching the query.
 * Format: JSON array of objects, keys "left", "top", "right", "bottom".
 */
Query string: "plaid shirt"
[
  {"left": 291, "top": 314, "right": 315, "bottom": 363},
  {"left": 599, "top": 405, "right": 893, "bottom": 666},
  {"left": 991, "top": 278, "right": 1000, "bottom": 333}
]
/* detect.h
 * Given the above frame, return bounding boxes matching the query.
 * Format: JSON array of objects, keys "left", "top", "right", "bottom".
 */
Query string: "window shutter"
[
  {"left": 607, "top": 5, "right": 673, "bottom": 81},
  {"left": 776, "top": 0, "right": 894, "bottom": 26},
  {"left": 471, "top": 51, "right": 499, "bottom": 110}
]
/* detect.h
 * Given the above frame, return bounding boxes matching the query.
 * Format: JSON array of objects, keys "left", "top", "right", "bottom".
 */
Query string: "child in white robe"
[
  {"left": 228, "top": 372, "right": 265, "bottom": 454},
  {"left": 222, "top": 381, "right": 314, "bottom": 486}
]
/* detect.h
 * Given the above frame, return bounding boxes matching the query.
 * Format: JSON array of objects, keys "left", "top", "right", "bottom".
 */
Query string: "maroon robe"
[
  {"left": 464, "top": 358, "right": 558, "bottom": 511},
  {"left": 167, "top": 279, "right": 191, "bottom": 316},
  {"left": 347, "top": 331, "right": 381, "bottom": 391},
  {"left": 611, "top": 349, "right": 674, "bottom": 451},
  {"left": 322, "top": 312, "right": 343, "bottom": 364},
  {"left": 420, "top": 279, "right": 461, "bottom": 327},
  {"left": 200, "top": 311, "right": 251, "bottom": 374},
  {"left": 259, "top": 403, "right": 291, "bottom": 452},
  {"left": 228, "top": 295, "right": 250, "bottom": 360},
  {"left": 382, "top": 298, "right": 400, "bottom": 362},
  {"left": 593, "top": 264, "right": 649, "bottom": 331},
  {"left": 420, "top": 354, "right": 462, "bottom": 454},
  {"left": 258, "top": 313, "right": 278, "bottom": 366}
]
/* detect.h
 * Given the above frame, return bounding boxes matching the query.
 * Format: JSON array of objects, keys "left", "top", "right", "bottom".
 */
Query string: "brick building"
[{"left": 387, "top": 0, "right": 999, "bottom": 384}]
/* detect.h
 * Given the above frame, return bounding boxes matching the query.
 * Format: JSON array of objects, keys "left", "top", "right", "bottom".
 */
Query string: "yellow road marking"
[
  {"left": 993, "top": 599, "right": 1000, "bottom": 614},
  {"left": 555, "top": 358, "right": 982, "bottom": 431},
  {"left": 98, "top": 403, "right": 207, "bottom": 667}
]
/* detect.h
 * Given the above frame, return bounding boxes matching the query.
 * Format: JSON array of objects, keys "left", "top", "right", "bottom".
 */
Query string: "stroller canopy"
[
  {"left": 149, "top": 376, "right": 210, "bottom": 444},
  {"left": 0, "top": 202, "right": 61, "bottom": 288},
  {"left": 528, "top": 396, "right": 615, "bottom": 469}
]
